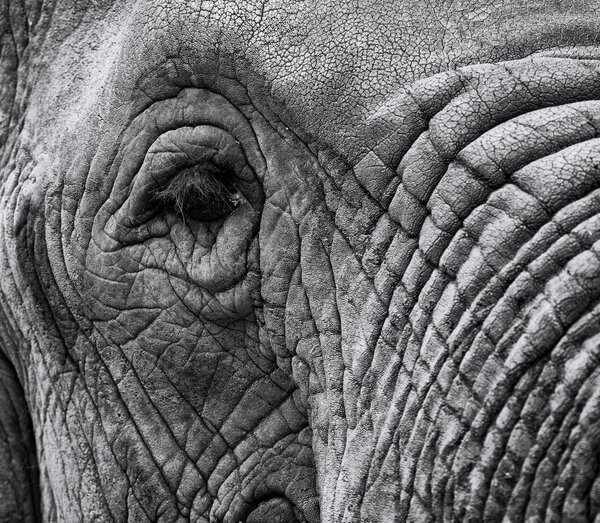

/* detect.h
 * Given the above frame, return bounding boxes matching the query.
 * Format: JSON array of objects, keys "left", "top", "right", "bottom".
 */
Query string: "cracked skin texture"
[{"left": 2, "top": 0, "right": 600, "bottom": 521}]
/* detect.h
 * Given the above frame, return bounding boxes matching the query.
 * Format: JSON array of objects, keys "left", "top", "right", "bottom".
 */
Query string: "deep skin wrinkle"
[{"left": 2, "top": 1, "right": 600, "bottom": 521}]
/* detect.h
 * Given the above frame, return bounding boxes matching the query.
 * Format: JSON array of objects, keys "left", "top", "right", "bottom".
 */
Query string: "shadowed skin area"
[{"left": 2, "top": 0, "right": 600, "bottom": 521}]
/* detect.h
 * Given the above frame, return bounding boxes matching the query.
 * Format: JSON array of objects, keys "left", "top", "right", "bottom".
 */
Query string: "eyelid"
[{"left": 116, "top": 125, "right": 255, "bottom": 228}]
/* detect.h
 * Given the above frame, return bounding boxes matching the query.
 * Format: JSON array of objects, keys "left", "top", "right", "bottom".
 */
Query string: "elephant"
[{"left": 2, "top": 0, "right": 600, "bottom": 521}]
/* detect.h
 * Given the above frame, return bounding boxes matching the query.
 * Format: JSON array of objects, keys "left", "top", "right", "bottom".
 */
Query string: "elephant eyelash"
[{"left": 152, "top": 162, "right": 242, "bottom": 222}]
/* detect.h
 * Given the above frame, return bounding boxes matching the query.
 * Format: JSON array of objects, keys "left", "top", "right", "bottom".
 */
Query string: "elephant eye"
[{"left": 152, "top": 162, "right": 242, "bottom": 222}]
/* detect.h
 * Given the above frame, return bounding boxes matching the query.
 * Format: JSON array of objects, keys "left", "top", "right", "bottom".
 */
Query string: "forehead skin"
[{"left": 16, "top": 0, "right": 600, "bottom": 170}]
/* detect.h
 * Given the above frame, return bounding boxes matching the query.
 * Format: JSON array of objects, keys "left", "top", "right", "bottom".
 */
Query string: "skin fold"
[{"left": 2, "top": 0, "right": 600, "bottom": 521}]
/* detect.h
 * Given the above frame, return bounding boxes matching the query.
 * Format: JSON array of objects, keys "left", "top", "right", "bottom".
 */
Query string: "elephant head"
[{"left": 2, "top": 0, "right": 600, "bottom": 521}]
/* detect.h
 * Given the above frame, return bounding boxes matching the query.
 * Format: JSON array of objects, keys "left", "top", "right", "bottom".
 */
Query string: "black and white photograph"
[{"left": 1, "top": 1, "right": 600, "bottom": 521}]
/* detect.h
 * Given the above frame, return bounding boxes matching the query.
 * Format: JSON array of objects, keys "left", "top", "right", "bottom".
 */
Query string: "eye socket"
[{"left": 152, "top": 161, "right": 242, "bottom": 222}]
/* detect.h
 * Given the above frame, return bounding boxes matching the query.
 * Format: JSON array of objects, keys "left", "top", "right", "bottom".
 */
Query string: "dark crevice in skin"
[{"left": 0, "top": 351, "right": 42, "bottom": 522}]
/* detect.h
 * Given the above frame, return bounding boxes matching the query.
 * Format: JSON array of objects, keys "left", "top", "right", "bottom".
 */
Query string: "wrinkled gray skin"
[{"left": 2, "top": 1, "right": 600, "bottom": 521}]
